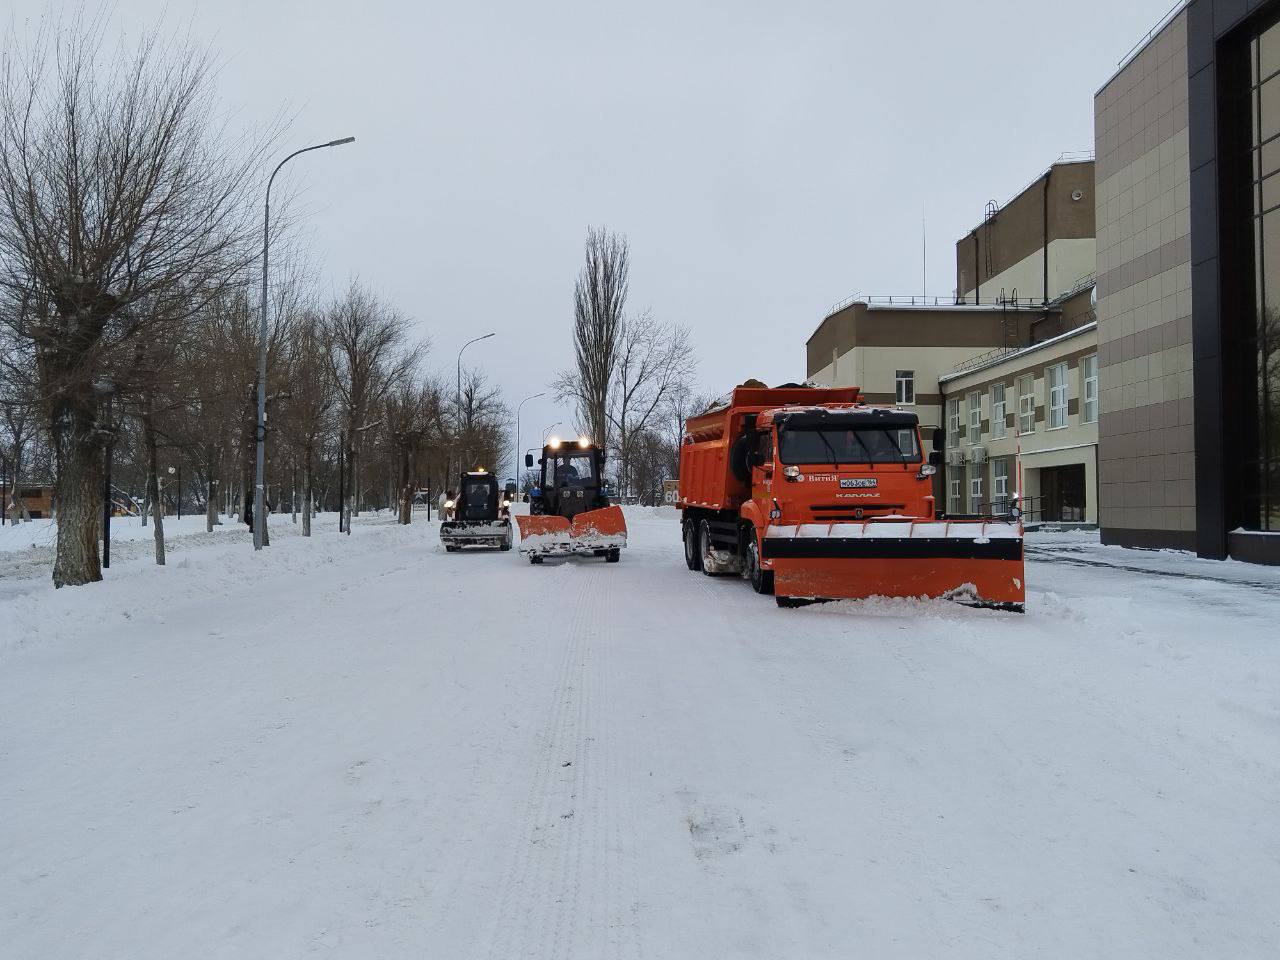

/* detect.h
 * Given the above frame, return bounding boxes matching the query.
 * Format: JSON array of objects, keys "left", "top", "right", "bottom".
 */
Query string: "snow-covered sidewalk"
[{"left": 2, "top": 510, "right": 1277, "bottom": 958}]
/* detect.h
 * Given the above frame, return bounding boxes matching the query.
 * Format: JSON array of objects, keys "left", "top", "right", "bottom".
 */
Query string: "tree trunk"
[
  {"left": 205, "top": 442, "right": 220, "bottom": 531},
  {"left": 143, "top": 396, "right": 166, "bottom": 566},
  {"left": 52, "top": 410, "right": 105, "bottom": 587},
  {"left": 344, "top": 438, "right": 355, "bottom": 534},
  {"left": 398, "top": 443, "right": 412, "bottom": 525},
  {"left": 302, "top": 444, "right": 313, "bottom": 537}
]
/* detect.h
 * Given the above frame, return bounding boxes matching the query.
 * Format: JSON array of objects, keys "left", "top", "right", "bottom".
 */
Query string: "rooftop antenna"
[{"left": 922, "top": 205, "right": 927, "bottom": 302}]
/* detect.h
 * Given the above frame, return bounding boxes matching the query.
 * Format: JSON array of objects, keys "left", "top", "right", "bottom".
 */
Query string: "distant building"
[
  {"left": 956, "top": 160, "right": 1096, "bottom": 306},
  {"left": 807, "top": 161, "right": 1099, "bottom": 523},
  {"left": 3, "top": 483, "right": 54, "bottom": 521},
  {"left": 939, "top": 313, "right": 1098, "bottom": 523}
]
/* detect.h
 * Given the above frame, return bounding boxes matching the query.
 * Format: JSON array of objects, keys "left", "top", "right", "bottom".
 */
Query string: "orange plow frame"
[
  {"left": 762, "top": 519, "right": 1024, "bottom": 610},
  {"left": 516, "top": 505, "right": 627, "bottom": 558}
]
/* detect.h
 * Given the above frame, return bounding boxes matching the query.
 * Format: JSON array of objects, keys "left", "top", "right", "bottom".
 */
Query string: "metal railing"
[
  {"left": 947, "top": 345, "right": 1023, "bottom": 377},
  {"left": 827, "top": 291, "right": 1050, "bottom": 317}
]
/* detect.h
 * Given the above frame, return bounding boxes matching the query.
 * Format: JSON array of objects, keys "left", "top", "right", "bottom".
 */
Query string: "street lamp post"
[
  {"left": 254, "top": 136, "right": 355, "bottom": 551},
  {"left": 454, "top": 332, "right": 495, "bottom": 477},
  {"left": 514, "top": 391, "right": 545, "bottom": 490}
]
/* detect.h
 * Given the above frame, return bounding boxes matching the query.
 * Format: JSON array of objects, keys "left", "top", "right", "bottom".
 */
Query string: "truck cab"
[{"left": 745, "top": 406, "right": 940, "bottom": 526}]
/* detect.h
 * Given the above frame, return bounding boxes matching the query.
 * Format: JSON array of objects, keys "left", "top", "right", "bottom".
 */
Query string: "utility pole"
[
  {"left": 514, "top": 391, "right": 545, "bottom": 491},
  {"left": 454, "top": 333, "right": 495, "bottom": 478}
]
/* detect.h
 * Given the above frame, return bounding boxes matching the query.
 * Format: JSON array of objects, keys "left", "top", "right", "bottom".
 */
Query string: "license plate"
[{"left": 840, "top": 478, "right": 877, "bottom": 488}]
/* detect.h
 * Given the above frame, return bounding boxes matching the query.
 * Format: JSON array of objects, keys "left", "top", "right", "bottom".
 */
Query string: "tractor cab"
[
  {"left": 526, "top": 437, "right": 609, "bottom": 520},
  {"left": 440, "top": 469, "right": 514, "bottom": 552}
]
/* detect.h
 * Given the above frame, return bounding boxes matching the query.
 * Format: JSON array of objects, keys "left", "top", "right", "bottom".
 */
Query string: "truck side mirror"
[
  {"left": 932, "top": 428, "right": 945, "bottom": 452},
  {"left": 928, "top": 450, "right": 942, "bottom": 467},
  {"left": 525, "top": 453, "right": 534, "bottom": 468}
]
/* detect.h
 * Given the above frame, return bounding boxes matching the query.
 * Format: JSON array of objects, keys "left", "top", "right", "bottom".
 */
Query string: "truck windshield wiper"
[
  {"left": 879, "top": 428, "right": 910, "bottom": 467},
  {"left": 816, "top": 429, "right": 842, "bottom": 467},
  {"left": 849, "top": 430, "right": 875, "bottom": 465}
]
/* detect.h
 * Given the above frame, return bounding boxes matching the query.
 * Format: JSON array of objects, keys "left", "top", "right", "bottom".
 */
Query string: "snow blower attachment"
[
  {"left": 440, "top": 470, "right": 513, "bottom": 551},
  {"left": 517, "top": 437, "right": 626, "bottom": 563},
  {"left": 677, "top": 385, "right": 1025, "bottom": 611}
]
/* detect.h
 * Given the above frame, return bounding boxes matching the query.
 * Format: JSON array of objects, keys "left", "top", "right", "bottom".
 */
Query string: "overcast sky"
[{"left": 16, "top": 0, "right": 1174, "bottom": 471}]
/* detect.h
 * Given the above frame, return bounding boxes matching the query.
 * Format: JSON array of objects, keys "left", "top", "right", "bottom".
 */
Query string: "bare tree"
[
  {"left": 384, "top": 377, "right": 445, "bottom": 524},
  {"left": 453, "top": 368, "right": 509, "bottom": 478},
  {"left": 278, "top": 312, "right": 335, "bottom": 536},
  {"left": 323, "top": 281, "right": 420, "bottom": 533},
  {"left": 608, "top": 312, "right": 694, "bottom": 497},
  {"left": 0, "top": 346, "right": 38, "bottom": 523},
  {"left": 553, "top": 227, "right": 628, "bottom": 452},
  {"left": 0, "top": 24, "right": 273, "bottom": 585}
]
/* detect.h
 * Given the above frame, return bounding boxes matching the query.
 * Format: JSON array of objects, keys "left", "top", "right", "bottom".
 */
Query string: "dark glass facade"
[
  {"left": 1223, "top": 12, "right": 1280, "bottom": 532},
  {"left": 1249, "top": 22, "right": 1280, "bottom": 529}
]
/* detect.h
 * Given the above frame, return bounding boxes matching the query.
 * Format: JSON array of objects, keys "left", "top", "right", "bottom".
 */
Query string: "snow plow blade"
[
  {"left": 764, "top": 519, "right": 1025, "bottom": 610},
  {"left": 516, "top": 506, "right": 627, "bottom": 560}
]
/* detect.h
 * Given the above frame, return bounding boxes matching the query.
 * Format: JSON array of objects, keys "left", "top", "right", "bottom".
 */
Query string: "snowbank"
[{"left": 2, "top": 507, "right": 1278, "bottom": 958}]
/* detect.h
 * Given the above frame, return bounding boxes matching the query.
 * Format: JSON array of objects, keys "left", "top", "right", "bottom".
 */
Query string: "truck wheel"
[
  {"left": 529, "top": 554, "right": 544, "bottom": 564},
  {"left": 605, "top": 548, "right": 621, "bottom": 563},
  {"left": 745, "top": 533, "right": 774, "bottom": 595},
  {"left": 683, "top": 520, "right": 702, "bottom": 571}
]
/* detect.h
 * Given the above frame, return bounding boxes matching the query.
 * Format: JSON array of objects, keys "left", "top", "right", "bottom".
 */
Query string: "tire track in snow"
[{"left": 474, "top": 559, "right": 645, "bottom": 959}]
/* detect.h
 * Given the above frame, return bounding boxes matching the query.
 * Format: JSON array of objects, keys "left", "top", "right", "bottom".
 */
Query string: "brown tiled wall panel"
[{"left": 1094, "top": 9, "right": 1193, "bottom": 535}]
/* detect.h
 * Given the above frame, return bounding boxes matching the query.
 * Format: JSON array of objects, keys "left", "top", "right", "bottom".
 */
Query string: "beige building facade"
[
  {"left": 956, "top": 160, "right": 1097, "bottom": 304},
  {"left": 1094, "top": 9, "right": 1195, "bottom": 548},
  {"left": 807, "top": 157, "right": 1101, "bottom": 524},
  {"left": 806, "top": 302, "right": 1045, "bottom": 435},
  {"left": 939, "top": 321, "right": 1099, "bottom": 524}
]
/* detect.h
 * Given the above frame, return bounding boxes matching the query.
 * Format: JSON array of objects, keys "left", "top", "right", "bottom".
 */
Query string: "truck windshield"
[
  {"left": 546, "top": 453, "right": 596, "bottom": 486},
  {"left": 779, "top": 426, "right": 920, "bottom": 465}
]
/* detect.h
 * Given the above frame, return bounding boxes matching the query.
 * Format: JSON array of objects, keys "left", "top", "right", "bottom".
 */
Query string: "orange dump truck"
[{"left": 677, "top": 385, "right": 1024, "bottom": 610}]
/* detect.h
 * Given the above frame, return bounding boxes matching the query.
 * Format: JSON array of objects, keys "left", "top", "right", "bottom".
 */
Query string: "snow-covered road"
[{"left": 2, "top": 510, "right": 1278, "bottom": 958}]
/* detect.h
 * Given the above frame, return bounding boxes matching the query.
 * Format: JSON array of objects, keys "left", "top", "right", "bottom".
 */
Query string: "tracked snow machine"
[
  {"left": 678, "top": 385, "right": 1025, "bottom": 610},
  {"left": 440, "top": 469, "right": 513, "bottom": 552},
  {"left": 516, "top": 437, "right": 626, "bottom": 564}
]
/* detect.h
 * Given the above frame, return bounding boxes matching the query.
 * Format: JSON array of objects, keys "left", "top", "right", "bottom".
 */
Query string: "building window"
[
  {"left": 1047, "top": 363, "right": 1068, "bottom": 429},
  {"left": 1081, "top": 355, "right": 1098, "bottom": 424},
  {"left": 1017, "top": 374, "right": 1035, "bottom": 434},
  {"left": 947, "top": 398, "right": 961, "bottom": 447},
  {"left": 948, "top": 477, "right": 962, "bottom": 514},
  {"left": 895, "top": 370, "right": 915, "bottom": 405},
  {"left": 967, "top": 391, "right": 981, "bottom": 444},
  {"left": 993, "top": 457, "right": 1009, "bottom": 513},
  {"left": 969, "top": 468, "right": 984, "bottom": 514},
  {"left": 991, "top": 383, "right": 1007, "bottom": 439}
]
